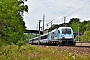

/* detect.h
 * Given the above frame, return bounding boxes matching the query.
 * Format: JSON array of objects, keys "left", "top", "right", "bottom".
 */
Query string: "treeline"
[
  {"left": 46, "top": 18, "right": 90, "bottom": 41},
  {"left": 0, "top": 0, "right": 28, "bottom": 46}
]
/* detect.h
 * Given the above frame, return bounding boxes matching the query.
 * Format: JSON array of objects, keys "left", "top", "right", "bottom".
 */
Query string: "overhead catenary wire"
[
  {"left": 44, "top": 0, "right": 82, "bottom": 27},
  {"left": 57, "top": 0, "right": 90, "bottom": 23},
  {"left": 45, "top": 19, "right": 54, "bottom": 26},
  {"left": 67, "top": 1, "right": 90, "bottom": 17},
  {"left": 38, "top": 0, "right": 90, "bottom": 30},
  {"left": 59, "top": 1, "right": 79, "bottom": 17}
]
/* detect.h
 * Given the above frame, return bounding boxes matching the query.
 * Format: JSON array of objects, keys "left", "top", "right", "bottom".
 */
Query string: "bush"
[
  {"left": 81, "top": 31, "right": 90, "bottom": 42},
  {"left": 75, "top": 35, "right": 81, "bottom": 41},
  {"left": 16, "top": 40, "right": 26, "bottom": 49}
]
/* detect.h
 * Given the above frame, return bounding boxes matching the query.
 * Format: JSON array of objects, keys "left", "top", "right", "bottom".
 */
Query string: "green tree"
[
  {"left": 0, "top": 0, "right": 28, "bottom": 45},
  {"left": 81, "top": 21, "right": 90, "bottom": 41},
  {"left": 81, "top": 31, "right": 90, "bottom": 41},
  {"left": 68, "top": 18, "right": 80, "bottom": 32},
  {"left": 79, "top": 20, "right": 88, "bottom": 34},
  {"left": 86, "top": 21, "right": 90, "bottom": 31}
]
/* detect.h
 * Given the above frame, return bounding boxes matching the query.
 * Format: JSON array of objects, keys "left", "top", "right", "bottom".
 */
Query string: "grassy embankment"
[{"left": 0, "top": 44, "right": 90, "bottom": 60}]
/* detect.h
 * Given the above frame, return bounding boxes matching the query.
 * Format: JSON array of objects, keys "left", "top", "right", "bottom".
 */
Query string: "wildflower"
[
  {"left": 63, "top": 55, "right": 65, "bottom": 57},
  {"left": 85, "top": 53, "right": 88, "bottom": 56},
  {"left": 28, "top": 57, "right": 30, "bottom": 60},
  {"left": 64, "top": 50, "right": 66, "bottom": 52},
  {"left": 69, "top": 53, "right": 72, "bottom": 56},
  {"left": 52, "top": 51, "right": 54, "bottom": 53},
  {"left": 72, "top": 56, "right": 75, "bottom": 59},
  {"left": 76, "top": 51, "right": 78, "bottom": 53},
  {"left": 15, "top": 57, "right": 17, "bottom": 60},
  {"left": 46, "top": 46, "right": 49, "bottom": 48}
]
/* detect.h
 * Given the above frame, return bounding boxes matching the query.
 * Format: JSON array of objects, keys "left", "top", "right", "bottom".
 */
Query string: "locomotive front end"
[{"left": 59, "top": 27, "right": 76, "bottom": 45}]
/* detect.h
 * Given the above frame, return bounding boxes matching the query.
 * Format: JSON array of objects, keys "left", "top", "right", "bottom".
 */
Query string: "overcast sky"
[{"left": 23, "top": 0, "right": 90, "bottom": 30}]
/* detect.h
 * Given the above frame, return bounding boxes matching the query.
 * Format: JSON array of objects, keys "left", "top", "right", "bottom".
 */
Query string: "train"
[{"left": 29, "top": 27, "right": 76, "bottom": 45}]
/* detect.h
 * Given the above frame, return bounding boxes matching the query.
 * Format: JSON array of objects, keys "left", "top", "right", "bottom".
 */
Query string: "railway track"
[{"left": 32, "top": 42, "right": 90, "bottom": 47}]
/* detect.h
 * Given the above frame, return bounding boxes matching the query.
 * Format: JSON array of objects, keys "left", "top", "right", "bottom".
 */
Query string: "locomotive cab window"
[
  {"left": 62, "top": 29, "right": 71, "bottom": 34},
  {"left": 67, "top": 29, "right": 71, "bottom": 34}
]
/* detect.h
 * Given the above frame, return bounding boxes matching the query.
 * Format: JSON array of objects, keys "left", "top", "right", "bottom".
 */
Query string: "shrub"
[
  {"left": 81, "top": 31, "right": 90, "bottom": 42},
  {"left": 75, "top": 35, "right": 81, "bottom": 41}
]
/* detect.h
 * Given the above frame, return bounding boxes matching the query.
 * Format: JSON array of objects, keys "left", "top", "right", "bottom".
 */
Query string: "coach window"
[
  {"left": 41, "top": 35, "right": 47, "bottom": 39},
  {"left": 43, "top": 35, "right": 47, "bottom": 39},
  {"left": 58, "top": 30, "right": 60, "bottom": 33},
  {"left": 36, "top": 38, "right": 38, "bottom": 40}
]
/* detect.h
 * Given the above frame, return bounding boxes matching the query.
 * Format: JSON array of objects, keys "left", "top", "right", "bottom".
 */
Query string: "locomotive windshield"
[{"left": 62, "top": 29, "right": 71, "bottom": 34}]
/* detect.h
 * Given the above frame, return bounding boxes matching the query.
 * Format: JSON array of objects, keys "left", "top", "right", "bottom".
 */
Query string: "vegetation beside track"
[
  {"left": 0, "top": 44, "right": 90, "bottom": 60},
  {"left": 0, "top": 0, "right": 90, "bottom": 60}
]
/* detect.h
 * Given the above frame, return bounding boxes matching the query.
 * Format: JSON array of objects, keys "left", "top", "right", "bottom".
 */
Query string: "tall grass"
[{"left": 0, "top": 44, "right": 90, "bottom": 60}]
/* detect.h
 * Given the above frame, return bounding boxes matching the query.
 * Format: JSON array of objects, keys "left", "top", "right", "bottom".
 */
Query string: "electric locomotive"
[{"left": 48, "top": 27, "right": 76, "bottom": 45}]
